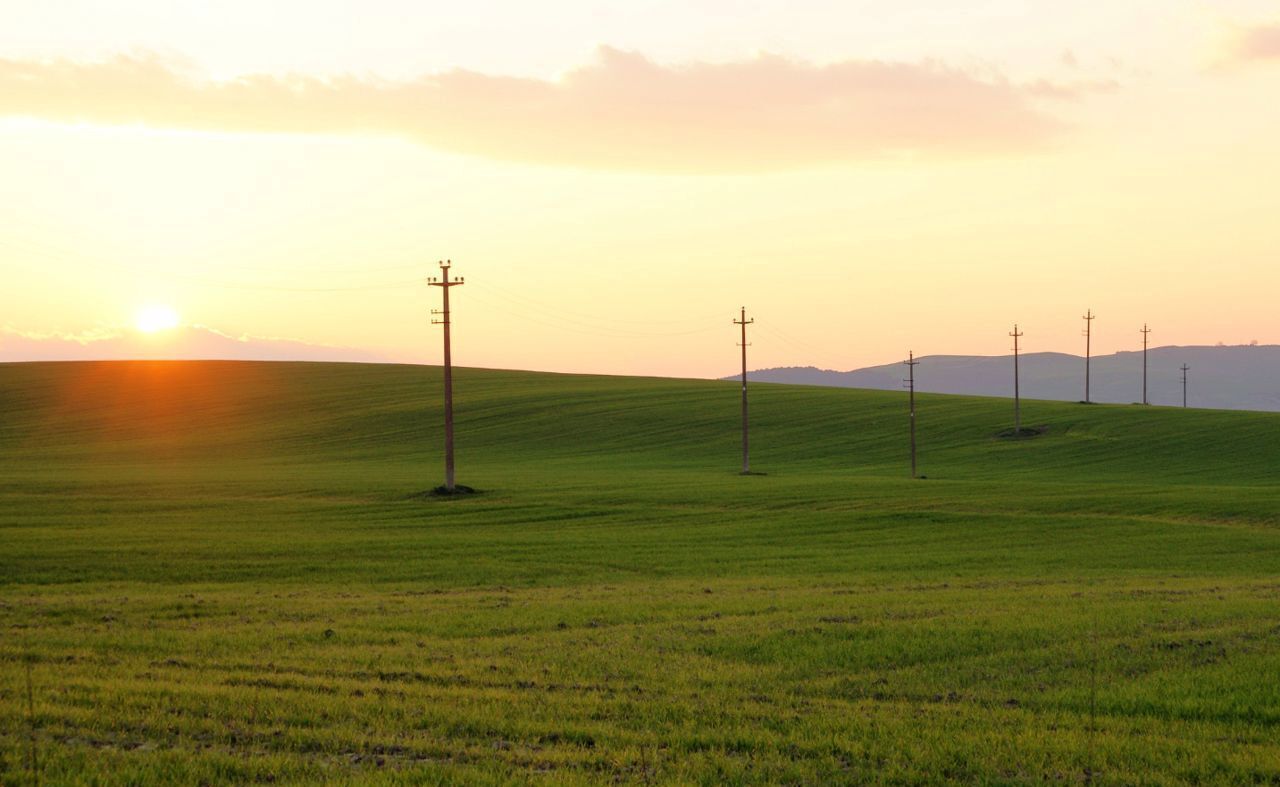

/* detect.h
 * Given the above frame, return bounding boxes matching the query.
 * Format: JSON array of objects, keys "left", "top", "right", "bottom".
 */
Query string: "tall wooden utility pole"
[
  {"left": 734, "top": 307, "right": 754, "bottom": 474},
  {"left": 1011, "top": 324, "right": 1024, "bottom": 435},
  {"left": 1083, "top": 310, "right": 1095, "bottom": 403},
  {"left": 1181, "top": 364, "right": 1189, "bottom": 408},
  {"left": 904, "top": 351, "right": 919, "bottom": 478},
  {"left": 1141, "top": 323, "right": 1152, "bottom": 405},
  {"left": 428, "top": 260, "right": 464, "bottom": 491}
]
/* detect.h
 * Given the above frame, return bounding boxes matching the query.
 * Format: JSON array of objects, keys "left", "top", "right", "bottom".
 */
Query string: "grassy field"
[{"left": 2, "top": 360, "right": 1279, "bottom": 784}]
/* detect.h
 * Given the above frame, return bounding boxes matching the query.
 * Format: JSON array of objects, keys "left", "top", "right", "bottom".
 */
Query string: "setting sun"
[{"left": 134, "top": 305, "right": 180, "bottom": 333}]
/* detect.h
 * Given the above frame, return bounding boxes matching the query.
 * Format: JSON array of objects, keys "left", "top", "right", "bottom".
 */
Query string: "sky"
[{"left": 2, "top": 1, "right": 1279, "bottom": 377}]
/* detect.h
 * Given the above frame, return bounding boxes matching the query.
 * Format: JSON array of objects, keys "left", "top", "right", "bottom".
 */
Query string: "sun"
[{"left": 134, "top": 305, "right": 181, "bottom": 333}]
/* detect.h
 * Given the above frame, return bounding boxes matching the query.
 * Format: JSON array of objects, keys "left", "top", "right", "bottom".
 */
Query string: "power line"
[
  {"left": 463, "top": 284, "right": 722, "bottom": 339},
  {"left": 470, "top": 280, "right": 720, "bottom": 328},
  {"left": 476, "top": 280, "right": 727, "bottom": 332},
  {"left": 755, "top": 322, "right": 826, "bottom": 356},
  {"left": 174, "top": 276, "right": 425, "bottom": 292}
]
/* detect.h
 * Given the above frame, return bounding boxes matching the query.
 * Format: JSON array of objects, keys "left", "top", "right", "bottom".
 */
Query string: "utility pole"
[
  {"left": 904, "top": 351, "right": 919, "bottom": 478},
  {"left": 734, "top": 307, "right": 754, "bottom": 474},
  {"left": 1011, "top": 324, "right": 1024, "bottom": 435},
  {"left": 1083, "top": 309, "right": 1095, "bottom": 403},
  {"left": 428, "top": 260, "right": 464, "bottom": 491},
  {"left": 1141, "top": 323, "right": 1152, "bottom": 405},
  {"left": 1181, "top": 364, "right": 1189, "bottom": 408}
]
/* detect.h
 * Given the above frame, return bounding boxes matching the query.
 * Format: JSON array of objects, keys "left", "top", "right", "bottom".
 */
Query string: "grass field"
[{"left": 2, "top": 360, "right": 1279, "bottom": 784}]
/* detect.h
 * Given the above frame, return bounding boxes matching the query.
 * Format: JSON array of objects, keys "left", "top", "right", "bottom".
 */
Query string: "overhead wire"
[
  {"left": 470, "top": 279, "right": 726, "bottom": 328},
  {"left": 462, "top": 285, "right": 726, "bottom": 340},
  {"left": 755, "top": 321, "right": 827, "bottom": 357}
]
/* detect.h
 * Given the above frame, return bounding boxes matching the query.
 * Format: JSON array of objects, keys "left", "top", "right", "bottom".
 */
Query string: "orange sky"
[{"left": 2, "top": 1, "right": 1279, "bottom": 377}]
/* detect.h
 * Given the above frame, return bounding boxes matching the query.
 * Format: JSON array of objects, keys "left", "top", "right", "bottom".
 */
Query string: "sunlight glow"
[{"left": 134, "top": 305, "right": 180, "bottom": 333}]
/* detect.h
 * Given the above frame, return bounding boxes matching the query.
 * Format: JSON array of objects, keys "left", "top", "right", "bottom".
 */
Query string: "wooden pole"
[
  {"left": 905, "top": 351, "right": 919, "bottom": 477},
  {"left": 1010, "top": 324, "right": 1024, "bottom": 434},
  {"left": 1083, "top": 310, "right": 1094, "bottom": 403},
  {"left": 734, "top": 307, "right": 754, "bottom": 474},
  {"left": 1141, "top": 323, "right": 1152, "bottom": 405},
  {"left": 429, "top": 260, "right": 465, "bottom": 491}
]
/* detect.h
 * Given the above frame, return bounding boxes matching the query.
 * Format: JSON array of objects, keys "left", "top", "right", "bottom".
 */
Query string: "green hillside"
[{"left": 2, "top": 361, "right": 1279, "bottom": 784}]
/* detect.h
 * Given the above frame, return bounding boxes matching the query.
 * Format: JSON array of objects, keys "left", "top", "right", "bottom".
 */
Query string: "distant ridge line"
[{"left": 735, "top": 345, "right": 1280, "bottom": 413}]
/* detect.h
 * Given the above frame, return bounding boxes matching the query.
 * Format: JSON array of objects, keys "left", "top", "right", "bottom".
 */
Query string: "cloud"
[
  {"left": 1023, "top": 78, "right": 1119, "bottom": 100},
  {"left": 1227, "top": 22, "right": 1280, "bottom": 64},
  {"left": 0, "top": 325, "right": 385, "bottom": 363},
  {"left": 0, "top": 47, "right": 1079, "bottom": 173}
]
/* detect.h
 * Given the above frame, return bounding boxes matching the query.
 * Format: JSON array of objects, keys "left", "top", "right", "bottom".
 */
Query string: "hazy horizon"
[{"left": 5, "top": 328, "right": 1275, "bottom": 389}]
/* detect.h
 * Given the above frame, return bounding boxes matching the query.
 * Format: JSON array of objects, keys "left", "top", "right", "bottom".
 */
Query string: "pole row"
[{"left": 425, "top": 274, "right": 1195, "bottom": 489}]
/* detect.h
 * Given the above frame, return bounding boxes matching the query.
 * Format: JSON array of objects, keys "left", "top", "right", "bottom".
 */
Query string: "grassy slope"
[{"left": 1, "top": 360, "right": 1279, "bottom": 784}]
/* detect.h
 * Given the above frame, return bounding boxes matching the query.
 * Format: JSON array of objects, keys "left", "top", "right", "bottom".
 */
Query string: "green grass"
[{"left": 1, "top": 360, "right": 1279, "bottom": 784}]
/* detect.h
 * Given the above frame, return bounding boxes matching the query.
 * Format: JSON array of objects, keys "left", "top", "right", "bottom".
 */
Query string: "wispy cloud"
[
  {"left": 0, "top": 325, "right": 384, "bottom": 363},
  {"left": 1227, "top": 22, "right": 1280, "bottom": 64},
  {"left": 0, "top": 47, "right": 1085, "bottom": 173},
  {"left": 1212, "top": 20, "right": 1280, "bottom": 70}
]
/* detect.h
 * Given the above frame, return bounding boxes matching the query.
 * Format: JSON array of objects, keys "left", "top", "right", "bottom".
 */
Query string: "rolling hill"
[{"left": 2, "top": 361, "right": 1279, "bottom": 783}]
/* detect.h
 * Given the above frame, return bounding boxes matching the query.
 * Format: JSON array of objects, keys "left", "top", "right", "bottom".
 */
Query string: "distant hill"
[{"left": 740, "top": 345, "right": 1280, "bottom": 412}]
